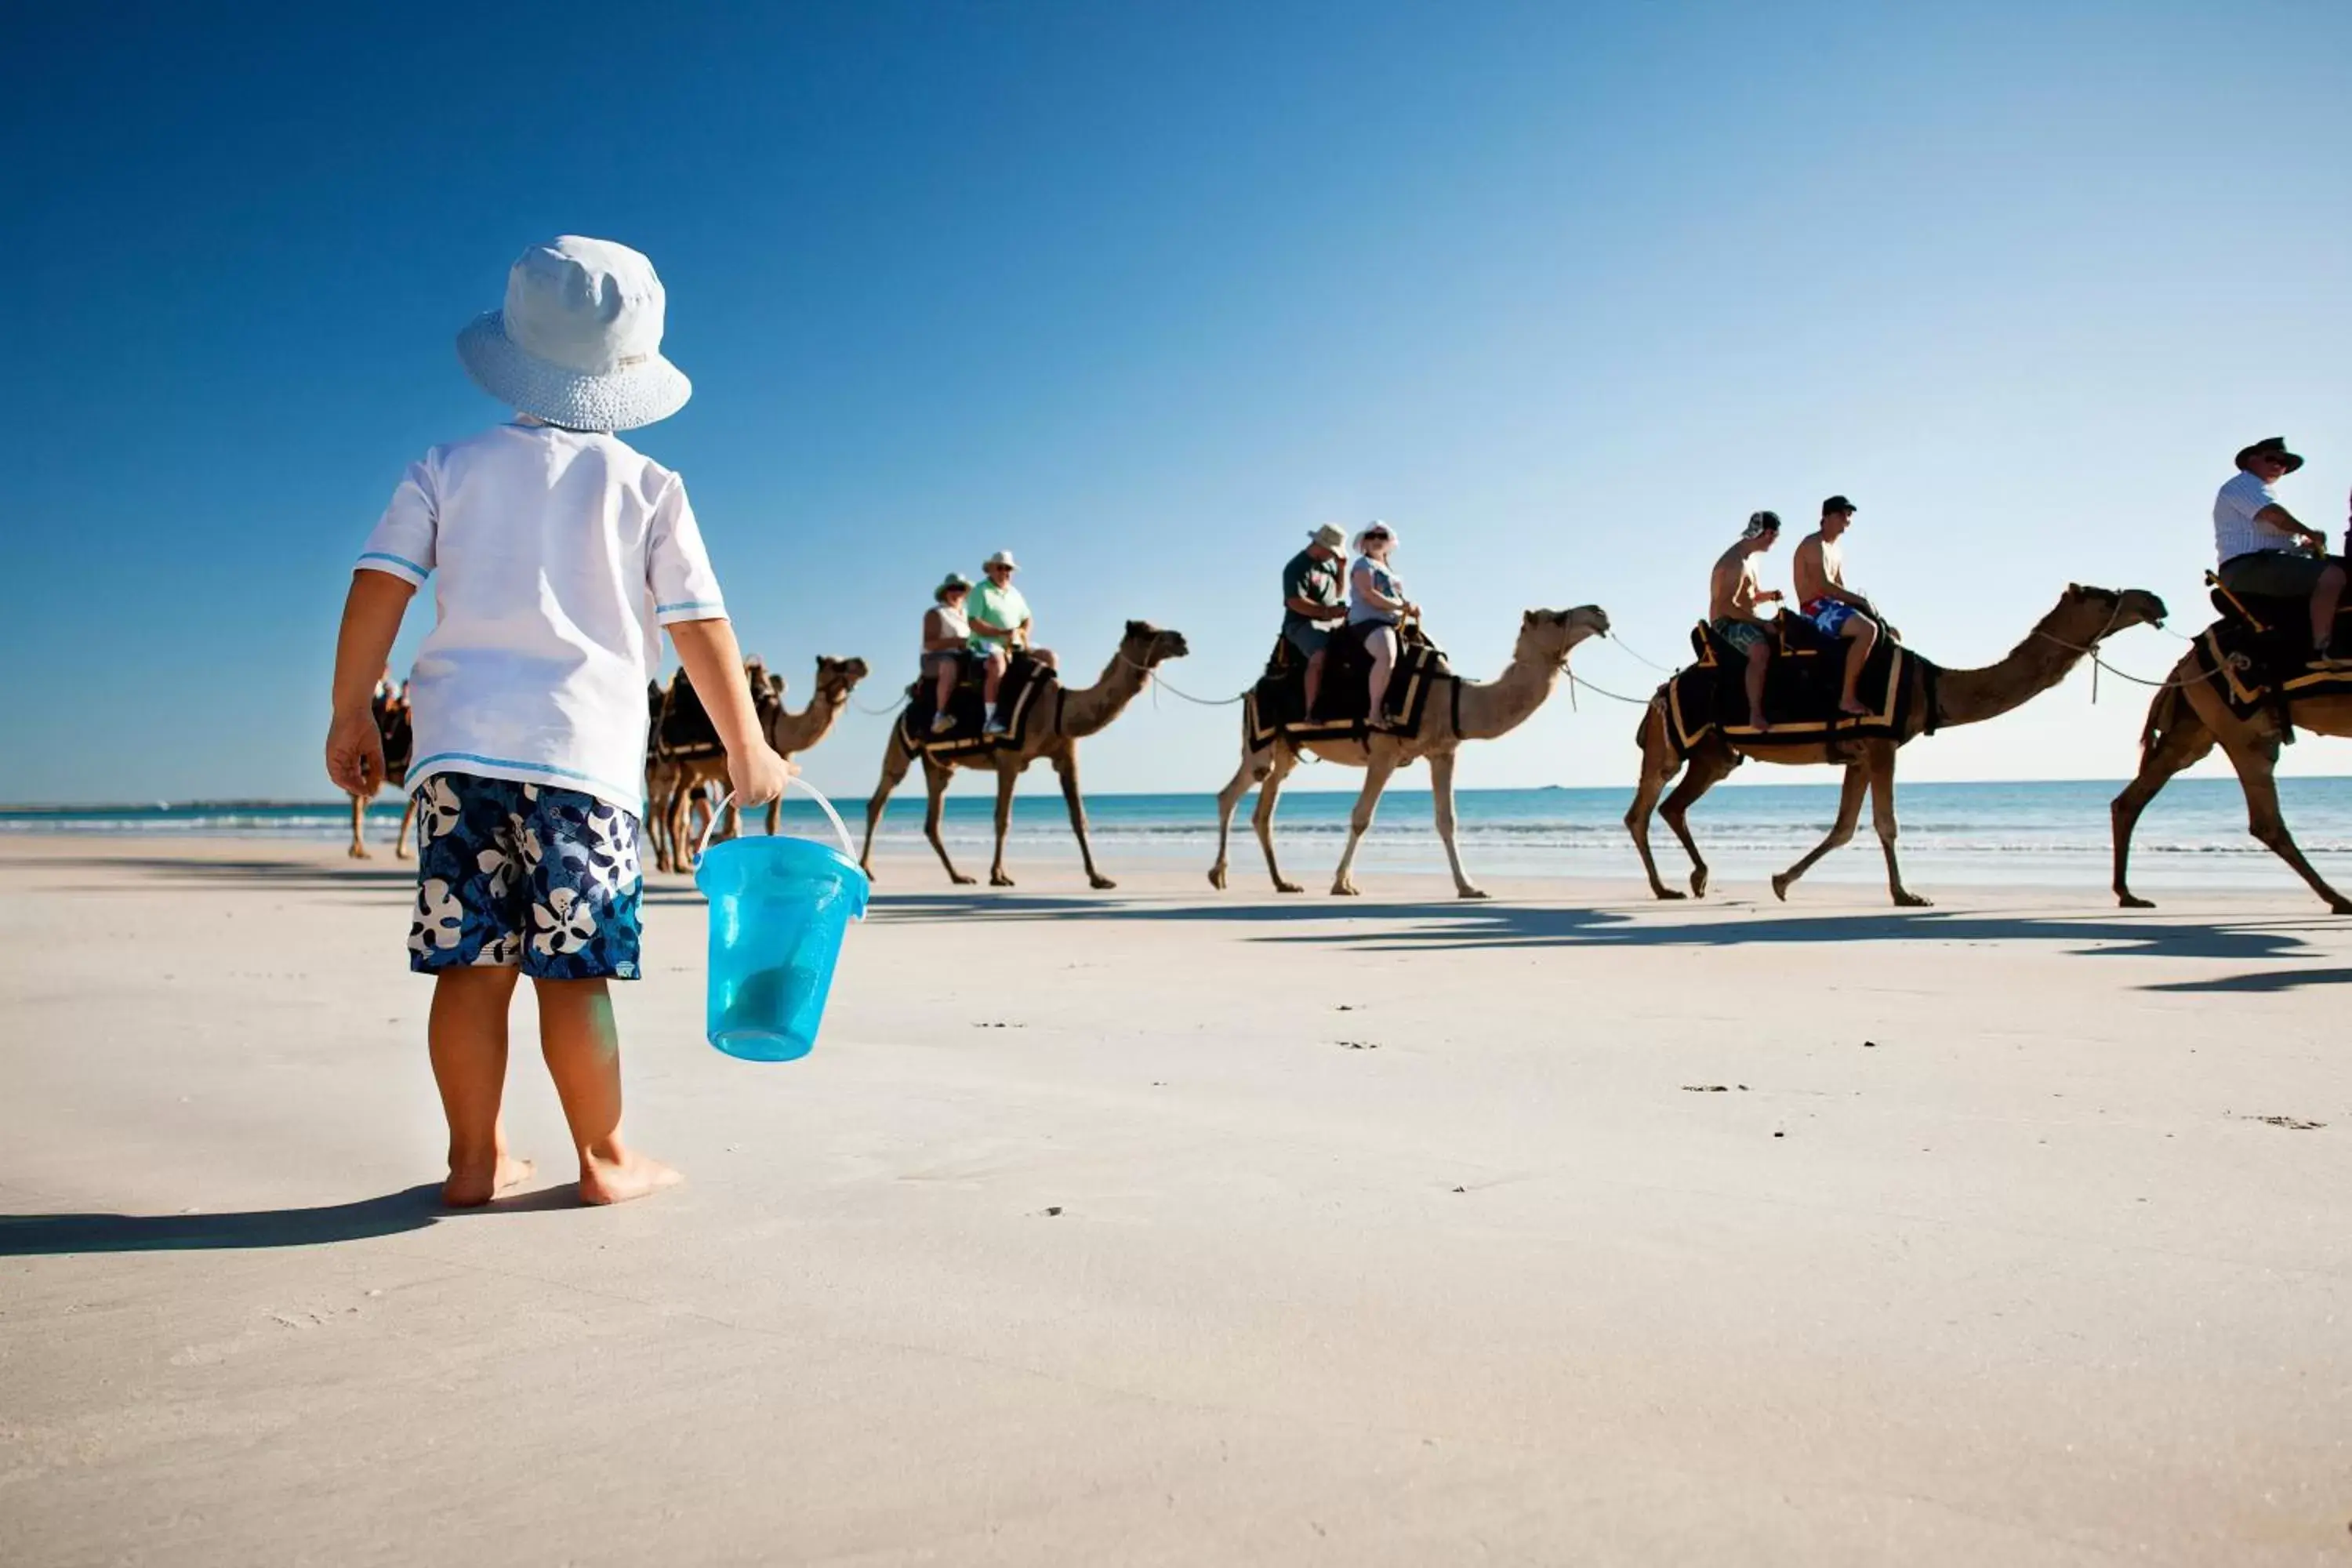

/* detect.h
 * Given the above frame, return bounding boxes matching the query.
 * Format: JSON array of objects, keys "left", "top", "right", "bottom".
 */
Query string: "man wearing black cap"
[
  {"left": 1792, "top": 495, "right": 1880, "bottom": 717},
  {"left": 1709, "top": 510, "right": 1785, "bottom": 730},
  {"left": 2215, "top": 437, "right": 2343, "bottom": 660}
]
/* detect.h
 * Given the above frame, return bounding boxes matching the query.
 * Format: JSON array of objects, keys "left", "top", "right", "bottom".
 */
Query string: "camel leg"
[
  {"left": 2220, "top": 735, "right": 2352, "bottom": 913},
  {"left": 1330, "top": 748, "right": 1401, "bottom": 897},
  {"left": 644, "top": 768, "right": 670, "bottom": 873},
  {"left": 395, "top": 796, "right": 417, "bottom": 861},
  {"left": 1658, "top": 747, "right": 1738, "bottom": 899},
  {"left": 1861, "top": 744, "right": 1929, "bottom": 908},
  {"left": 1051, "top": 745, "right": 1116, "bottom": 891},
  {"left": 1769, "top": 764, "right": 1869, "bottom": 901},
  {"left": 924, "top": 759, "right": 975, "bottom": 886},
  {"left": 1209, "top": 729, "right": 1275, "bottom": 891},
  {"left": 668, "top": 779, "right": 697, "bottom": 875},
  {"left": 1252, "top": 745, "right": 1305, "bottom": 894},
  {"left": 1622, "top": 710, "right": 1686, "bottom": 900},
  {"left": 1428, "top": 748, "right": 1485, "bottom": 899},
  {"left": 2111, "top": 692, "right": 2216, "bottom": 909},
  {"left": 988, "top": 765, "right": 1019, "bottom": 887},
  {"left": 348, "top": 795, "right": 370, "bottom": 859},
  {"left": 860, "top": 733, "right": 916, "bottom": 880}
]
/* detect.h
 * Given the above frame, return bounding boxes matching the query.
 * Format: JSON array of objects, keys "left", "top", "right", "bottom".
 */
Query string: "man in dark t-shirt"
[{"left": 1281, "top": 524, "right": 1349, "bottom": 714}]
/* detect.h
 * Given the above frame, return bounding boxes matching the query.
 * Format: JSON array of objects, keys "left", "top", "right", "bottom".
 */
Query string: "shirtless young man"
[
  {"left": 1708, "top": 510, "right": 1784, "bottom": 730},
  {"left": 1791, "top": 495, "right": 1880, "bottom": 717}
]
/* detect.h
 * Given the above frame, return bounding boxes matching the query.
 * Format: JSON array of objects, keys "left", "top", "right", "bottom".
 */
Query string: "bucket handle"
[{"left": 695, "top": 775, "right": 858, "bottom": 864}]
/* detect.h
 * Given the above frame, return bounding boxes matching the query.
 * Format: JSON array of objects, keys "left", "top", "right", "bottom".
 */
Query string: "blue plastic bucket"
[{"left": 691, "top": 780, "right": 869, "bottom": 1062}]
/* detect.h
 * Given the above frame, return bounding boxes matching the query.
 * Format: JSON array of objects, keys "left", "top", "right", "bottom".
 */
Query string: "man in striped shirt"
[{"left": 2214, "top": 437, "right": 2342, "bottom": 662}]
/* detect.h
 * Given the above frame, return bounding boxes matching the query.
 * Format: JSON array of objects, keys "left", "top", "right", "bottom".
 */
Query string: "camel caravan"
[{"left": 343, "top": 434, "right": 2352, "bottom": 908}]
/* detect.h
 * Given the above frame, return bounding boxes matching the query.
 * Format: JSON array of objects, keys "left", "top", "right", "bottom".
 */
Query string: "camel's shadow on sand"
[
  {"left": 864, "top": 889, "right": 2348, "bottom": 972},
  {"left": 0, "top": 1182, "right": 580, "bottom": 1257}
]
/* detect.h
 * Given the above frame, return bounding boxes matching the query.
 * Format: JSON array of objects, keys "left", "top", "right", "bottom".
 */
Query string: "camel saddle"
[
  {"left": 898, "top": 652, "right": 1058, "bottom": 759},
  {"left": 1661, "top": 614, "right": 1935, "bottom": 758},
  {"left": 1245, "top": 622, "right": 1454, "bottom": 748},
  {"left": 2190, "top": 577, "right": 2352, "bottom": 726},
  {"left": 372, "top": 693, "right": 413, "bottom": 787},
  {"left": 650, "top": 672, "right": 726, "bottom": 763}
]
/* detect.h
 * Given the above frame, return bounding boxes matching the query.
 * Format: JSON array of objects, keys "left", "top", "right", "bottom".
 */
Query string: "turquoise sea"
[{"left": 8, "top": 779, "right": 2352, "bottom": 892}]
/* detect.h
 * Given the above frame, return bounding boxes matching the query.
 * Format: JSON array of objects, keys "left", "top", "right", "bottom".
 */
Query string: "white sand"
[{"left": 2, "top": 833, "right": 2349, "bottom": 1566}]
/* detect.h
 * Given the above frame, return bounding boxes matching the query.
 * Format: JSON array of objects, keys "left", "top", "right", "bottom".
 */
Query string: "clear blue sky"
[{"left": 5, "top": 1, "right": 2348, "bottom": 804}]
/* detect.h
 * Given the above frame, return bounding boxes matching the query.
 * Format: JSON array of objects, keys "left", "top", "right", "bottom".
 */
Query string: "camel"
[
  {"left": 760, "top": 655, "right": 872, "bottom": 833},
  {"left": 1626, "top": 584, "right": 2168, "bottom": 907},
  {"left": 1209, "top": 607, "right": 1613, "bottom": 898},
  {"left": 347, "top": 691, "right": 416, "bottom": 860},
  {"left": 859, "top": 621, "right": 1190, "bottom": 889},
  {"left": 645, "top": 657, "right": 786, "bottom": 874},
  {"left": 2111, "top": 653, "right": 2352, "bottom": 913}
]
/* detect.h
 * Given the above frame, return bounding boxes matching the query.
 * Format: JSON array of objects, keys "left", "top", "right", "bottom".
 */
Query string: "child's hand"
[
  {"left": 325, "top": 710, "right": 387, "bottom": 797},
  {"left": 728, "top": 742, "right": 797, "bottom": 808}
]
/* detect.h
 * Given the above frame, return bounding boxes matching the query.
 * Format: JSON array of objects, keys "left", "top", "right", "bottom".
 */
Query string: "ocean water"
[{"left": 8, "top": 779, "right": 2352, "bottom": 892}]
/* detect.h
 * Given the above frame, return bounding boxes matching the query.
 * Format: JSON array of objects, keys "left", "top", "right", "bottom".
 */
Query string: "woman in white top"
[
  {"left": 924, "top": 574, "right": 974, "bottom": 733},
  {"left": 1348, "top": 523, "right": 1417, "bottom": 728}
]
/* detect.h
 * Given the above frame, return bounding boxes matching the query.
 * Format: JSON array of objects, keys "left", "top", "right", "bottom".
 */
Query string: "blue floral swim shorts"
[{"left": 406, "top": 773, "right": 644, "bottom": 981}]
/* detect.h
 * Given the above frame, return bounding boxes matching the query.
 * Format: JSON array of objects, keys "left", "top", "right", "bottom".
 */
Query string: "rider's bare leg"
[
  {"left": 1744, "top": 641, "right": 1770, "bottom": 730},
  {"left": 1838, "top": 613, "right": 1880, "bottom": 716}
]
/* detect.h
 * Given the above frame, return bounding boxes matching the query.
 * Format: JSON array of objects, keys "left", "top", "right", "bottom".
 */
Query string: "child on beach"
[{"left": 325, "top": 236, "right": 790, "bottom": 1207}]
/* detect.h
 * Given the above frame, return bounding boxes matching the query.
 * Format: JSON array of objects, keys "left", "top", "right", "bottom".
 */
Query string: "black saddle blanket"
[
  {"left": 898, "top": 653, "right": 1056, "bottom": 757},
  {"left": 651, "top": 675, "right": 724, "bottom": 763},
  {"left": 2192, "top": 585, "right": 2352, "bottom": 721},
  {"left": 373, "top": 698, "right": 413, "bottom": 787},
  {"left": 1663, "top": 615, "right": 1932, "bottom": 757},
  {"left": 1245, "top": 623, "right": 1452, "bottom": 747}
]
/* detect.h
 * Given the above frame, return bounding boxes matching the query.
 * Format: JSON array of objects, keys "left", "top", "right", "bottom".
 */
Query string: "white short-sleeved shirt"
[
  {"left": 356, "top": 421, "right": 726, "bottom": 813},
  {"left": 2215, "top": 469, "right": 2291, "bottom": 565}
]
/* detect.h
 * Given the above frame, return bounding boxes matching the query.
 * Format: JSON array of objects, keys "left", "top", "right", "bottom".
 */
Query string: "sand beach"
[{"left": 2, "top": 833, "right": 2347, "bottom": 1565}]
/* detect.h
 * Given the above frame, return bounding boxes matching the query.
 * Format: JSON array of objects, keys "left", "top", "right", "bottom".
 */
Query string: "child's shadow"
[{"left": 0, "top": 1181, "right": 579, "bottom": 1256}]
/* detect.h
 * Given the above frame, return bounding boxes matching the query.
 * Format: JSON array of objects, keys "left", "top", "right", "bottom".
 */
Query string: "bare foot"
[
  {"left": 579, "top": 1149, "right": 684, "bottom": 1207},
  {"left": 1838, "top": 698, "right": 1869, "bottom": 717},
  {"left": 348, "top": 844, "right": 371, "bottom": 860},
  {"left": 1207, "top": 866, "right": 1228, "bottom": 890},
  {"left": 989, "top": 872, "right": 1017, "bottom": 887},
  {"left": 1274, "top": 880, "right": 1304, "bottom": 894},
  {"left": 2117, "top": 892, "right": 2154, "bottom": 909},
  {"left": 1089, "top": 876, "right": 1117, "bottom": 891},
  {"left": 1748, "top": 715, "right": 1771, "bottom": 733},
  {"left": 443, "top": 1153, "right": 536, "bottom": 1208}
]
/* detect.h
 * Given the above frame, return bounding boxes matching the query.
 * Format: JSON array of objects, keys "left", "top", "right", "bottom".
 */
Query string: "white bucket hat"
[
  {"left": 1308, "top": 524, "right": 1347, "bottom": 551},
  {"left": 456, "top": 236, "right": 692, "bottom": 433},
  {"left": 985, "top": 550, "right": 1020, "bottom": 570}
]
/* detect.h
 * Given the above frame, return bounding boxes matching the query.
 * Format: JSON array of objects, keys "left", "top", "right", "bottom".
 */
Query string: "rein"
[{"left": 2031, "top": 602, "right": 2205, "bottom": 695}]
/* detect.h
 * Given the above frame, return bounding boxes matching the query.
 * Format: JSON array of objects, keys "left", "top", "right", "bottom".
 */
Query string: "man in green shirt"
[
  {"left": 1280, "top": 523, "right": 1348, "bottom": 715},
  {"left": 971, "top": 550, "right": 1054, "bottom": 735}
]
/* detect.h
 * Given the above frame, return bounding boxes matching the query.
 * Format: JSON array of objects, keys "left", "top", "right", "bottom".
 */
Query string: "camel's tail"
[
  {"left": 2137, "top": 682, "right": 2183, "bottom": 766},
  {"left": 1633, "top": 685, "right": 1671, "bottom": 752}
]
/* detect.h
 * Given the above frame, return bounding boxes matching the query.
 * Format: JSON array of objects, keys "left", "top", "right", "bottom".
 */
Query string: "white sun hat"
[
  {"left": 1352, "top": 521, "right": 1398, "bottom": 552},
  {"left": 985, "top": 550, "right": 1020, "bottom": 570},
  {"left": 456, "top": 236, "right": 692, "bottom": 433}
]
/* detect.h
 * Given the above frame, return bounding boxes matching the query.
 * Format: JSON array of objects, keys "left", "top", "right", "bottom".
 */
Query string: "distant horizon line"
[{"left": 0, "top": 776, "right": 2325, "bottom": 814}]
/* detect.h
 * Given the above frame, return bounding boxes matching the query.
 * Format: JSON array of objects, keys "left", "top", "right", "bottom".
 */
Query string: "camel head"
[
  {"left": 2060, "top": 583, "right": 2169, "bottom": 643},
  {"left": 1121, "top": 620, "right": 1190, "bottom": 669},
  {"left": 1516, "top": 605, "right": 1612, "bottom": 667},
  {"left": 815, "top": 655, "right": 871, "bottom": 702}
]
